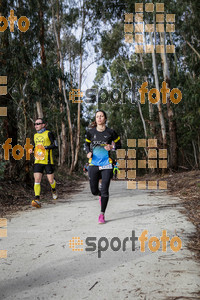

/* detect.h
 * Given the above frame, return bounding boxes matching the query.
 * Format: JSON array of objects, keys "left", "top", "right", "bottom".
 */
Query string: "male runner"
[{"left": 30, "top": 118, "right": 58, "bottom": 208}]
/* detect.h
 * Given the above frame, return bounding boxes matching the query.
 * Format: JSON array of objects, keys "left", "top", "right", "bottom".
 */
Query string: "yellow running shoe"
[{"left": 31, "top": 199, "right": 41, "bottom": 208}]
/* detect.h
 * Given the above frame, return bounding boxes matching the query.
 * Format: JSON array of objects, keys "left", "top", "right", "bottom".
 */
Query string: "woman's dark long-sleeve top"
[{"left": 85, "top": 126, "right": 121, "bottom": 167}]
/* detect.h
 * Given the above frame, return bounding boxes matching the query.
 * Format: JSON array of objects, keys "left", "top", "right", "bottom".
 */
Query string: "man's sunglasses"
[{"left": 34, "top": 123, "right": 43, "bottom": 126}]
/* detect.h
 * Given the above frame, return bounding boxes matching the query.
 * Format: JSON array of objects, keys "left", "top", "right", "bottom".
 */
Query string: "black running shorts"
[{"left": 33, "top": 164, "right": 54, "bottom": 174}]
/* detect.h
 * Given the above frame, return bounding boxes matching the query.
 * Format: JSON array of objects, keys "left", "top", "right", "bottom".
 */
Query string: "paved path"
[{"left": 0, "top": 181, "right": 199, "bottom": 300}]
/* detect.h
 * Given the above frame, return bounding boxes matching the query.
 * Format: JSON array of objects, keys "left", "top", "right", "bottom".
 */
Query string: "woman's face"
[{"left": 96, "top": 111, "right": 106, "bottom": 125}]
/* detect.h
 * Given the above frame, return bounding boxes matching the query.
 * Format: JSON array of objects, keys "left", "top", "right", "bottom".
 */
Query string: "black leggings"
[{"left": 88, "top": 166, "right": 113, "bottom": 213}]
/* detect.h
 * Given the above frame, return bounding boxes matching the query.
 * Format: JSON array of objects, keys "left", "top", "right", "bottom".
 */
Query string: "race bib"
[
  {"left": 99, "top": 163, "right": 113, "bottom": 170},
  {"left": 34, "top": 144, "right": 46, "bottom": 160}
]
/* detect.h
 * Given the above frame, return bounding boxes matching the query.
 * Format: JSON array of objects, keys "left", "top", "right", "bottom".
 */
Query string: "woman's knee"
[
  {"left": 91, "top": 190, "right": 99, "bottom": 196},
  {"left": 101, "top": 190, "right": 109, "bottom": 197},
  {"left": 89, "top": 181, "right": 99, "bottom": 196}
]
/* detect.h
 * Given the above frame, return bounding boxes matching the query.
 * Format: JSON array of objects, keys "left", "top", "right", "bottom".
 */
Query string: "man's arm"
[
  {"left": 32, "top": 139, "right": 35, "bottom": 151},
  {"left": 45, "top": 132, "right": 58, "bottom": 149}
]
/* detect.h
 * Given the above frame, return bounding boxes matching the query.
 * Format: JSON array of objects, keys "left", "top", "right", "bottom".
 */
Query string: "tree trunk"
[
  {"left": 184, "top": 39, "right": 200, "bottom": 59},
  {"left": 36, "top": 101, "right": 43, "bottom": 118},
  {"left": 56, "top": 0, "right": 67, "bottom": 166},
  {"left": 39, "top": 6, "right": 46, "bottom": 66},
  {"left": 51, "top": 1, "right": 74, "bottom": 173},
  {"left": 73, "top": 4, "right": 86, "bottom": 170},
  {"left": 56, "top": 118, "right": 61, "bottom": 166},
  {"left": 198, "top": 135, "right": 200, "bottom": 169},
  {"left": 192, "top": 140, "right": 198, "bottom": 168},
  {"left": 150, "top": 32, "right": 167, "bottom": 149},
  {"left": 160, "top": 32, "right": 178, "bottom": 169},
  {"left": 37, "top": 1, "right": 45, "bottom": 119},
  {"left": 140, "top": 36, "right": 155, "bottom": 137}
]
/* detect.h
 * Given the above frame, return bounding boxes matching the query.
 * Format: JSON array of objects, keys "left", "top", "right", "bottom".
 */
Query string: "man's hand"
[
  {"left": 87, "top": 152, "right": 92, "bottom": 158},
  {"left": 28, "top": 149, "right": 33, "bottom": 154}
]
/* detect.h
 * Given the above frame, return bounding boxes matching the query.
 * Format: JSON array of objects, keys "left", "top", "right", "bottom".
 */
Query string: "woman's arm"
[
  {"left": 85, "top": 130, "right": 92, "bottom": 158},
  {"left": 112, "top": 130, "right": 121, "bottom": 150},
  {"left": 104, "top": 130, "right": 121, "bottom": 151}
]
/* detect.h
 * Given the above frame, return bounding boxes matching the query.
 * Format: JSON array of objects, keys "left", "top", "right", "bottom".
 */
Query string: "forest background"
[{"left": 0, "top": 0, "right": 199, "bottom": 221}]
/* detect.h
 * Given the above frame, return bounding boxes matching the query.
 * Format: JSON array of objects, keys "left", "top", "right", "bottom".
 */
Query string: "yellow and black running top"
[
  {"left": 33, "top": 130, "right": 57, "bottom": 165},
  {"left": 85, "top": 127, "right": 121, "bottom": 167}
]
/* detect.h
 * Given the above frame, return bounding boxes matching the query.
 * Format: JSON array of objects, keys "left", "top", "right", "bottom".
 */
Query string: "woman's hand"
[
  {"left": 104, "top": 144, "right": 113, "bottom": 151},
  {"left": 28, "top": 148, "right": 33, "bottom": 154},
  {"left": 87, "top": 152, "right": 92, "bottom": 158}
]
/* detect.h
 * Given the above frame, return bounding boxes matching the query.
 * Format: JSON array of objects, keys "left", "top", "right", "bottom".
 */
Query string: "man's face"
[{"left": 34, "top": 119, "right": 45, "bottom": 131}]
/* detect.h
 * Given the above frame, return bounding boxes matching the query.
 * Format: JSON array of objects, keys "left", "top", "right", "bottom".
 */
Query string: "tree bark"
[
  {"left": 52, "top": 1, "right": 74, "bottom": 173},
  {"left": 37, "top": 0, "right": 45, "bottom": 119},
  {"left": 36, "top": 101, "right": 43, "bottom": 118},
  {"left": 56, "top": 0, "right": 67, "bottom": 166},
  {"left": 56, "top": 118, "right": 61, "bottom": 166},
  {"left": 141, "top": 35, "right": 155, "bottom": 137},
  {"left": 150, "top": 32, "right": 167, "bottom": 149},
  {"left": 192, "top": 140, "right": 198, "bottom": 168},
  {"left": 73, "top": 3, "right": 86, "bottom": 170},
  {"left": 39, "top": 5, "right": 46, "bottom": 66},
  {"left": 184, "top": 39, "right": 200, "bottom": 59},
  {"left": 160, "top": 32, "right": 178, "bottom": 169}
]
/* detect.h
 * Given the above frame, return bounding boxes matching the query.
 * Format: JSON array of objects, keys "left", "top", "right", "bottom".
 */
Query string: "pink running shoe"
[
  {"left": 99, "top": 196, "right": 101, "bottom": 205},
  {"left": 98, "top": 214, "right": 105, "bottom": 224}
]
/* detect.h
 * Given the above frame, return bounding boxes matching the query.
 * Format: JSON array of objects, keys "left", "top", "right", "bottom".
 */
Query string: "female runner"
[{"left": 85, "top": 110, "right": 121, "bottom": 224}]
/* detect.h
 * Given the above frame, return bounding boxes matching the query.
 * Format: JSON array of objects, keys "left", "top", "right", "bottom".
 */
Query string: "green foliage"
[
  {"left": 0, "top": 162, "right": 7, "bottom": 181},
  {"left": 0, "top": 0, "right": 200, "bottom": 184}
]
